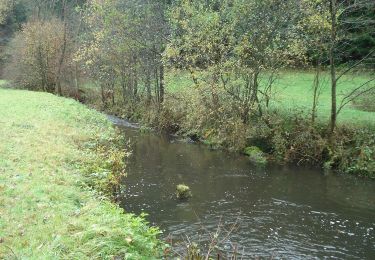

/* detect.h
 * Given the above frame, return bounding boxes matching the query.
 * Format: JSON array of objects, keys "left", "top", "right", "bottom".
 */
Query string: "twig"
[
  {"left": 337, "top": 78, "right": 375, "bottom": 115},
  {"left": 336, "top": 49, "right": 375, "bottom": 82},
  {"left": 3, "top": 245, "right": 19, "bottom": 260}
]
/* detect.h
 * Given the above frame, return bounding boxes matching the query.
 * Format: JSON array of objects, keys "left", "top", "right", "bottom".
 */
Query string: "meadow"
[{"left": 166, "top": 70, "right": 375, "bottom": 129}]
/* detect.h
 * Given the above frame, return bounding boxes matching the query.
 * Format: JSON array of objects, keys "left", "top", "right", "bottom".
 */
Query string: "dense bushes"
[{"left": 334, "top": 129, "right": 375, "bottom": 177}]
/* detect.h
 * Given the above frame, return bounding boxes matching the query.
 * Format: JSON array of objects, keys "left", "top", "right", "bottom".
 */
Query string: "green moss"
[
  {"left": 0, "top": 88, "right": 164, "bottom": 259},
  {"left": 243, "top": 146, "right": 267, "bottom": 166},
  {"left": 176, "top": 184, "right": 192, "bottom": 200}
]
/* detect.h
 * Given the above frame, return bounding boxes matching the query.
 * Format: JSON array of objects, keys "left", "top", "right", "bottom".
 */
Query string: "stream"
[{"left": 110, "top": 116, "right": 375, "bottom": 259}]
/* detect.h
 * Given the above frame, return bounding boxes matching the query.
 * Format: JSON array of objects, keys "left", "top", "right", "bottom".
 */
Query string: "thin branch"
[
  {"left": 3, "top": 245, "right": 19, "bottom": 260},
  {"left": 336, "top": 49, "right": 375, "bottom": 82},
  {"left": 337, "top": 78, "right": 375, "bottom": 115}
]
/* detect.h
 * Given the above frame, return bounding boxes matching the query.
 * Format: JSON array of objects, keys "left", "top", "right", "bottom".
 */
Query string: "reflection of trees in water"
[{"left": 325, "top": 174, "right": 375, "bottom": 213}]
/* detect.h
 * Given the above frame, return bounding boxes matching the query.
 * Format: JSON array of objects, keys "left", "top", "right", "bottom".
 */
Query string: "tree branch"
[
  {"left": 337, "top": 78, "right": 375, "bottom": 115},
  {"left": 336, "top": 49, "right": 375, "bottom": 82}
]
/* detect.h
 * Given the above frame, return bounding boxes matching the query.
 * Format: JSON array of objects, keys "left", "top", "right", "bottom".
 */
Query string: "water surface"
[{"left": 115, "top": 121, "right": 375, "bottom": 259}]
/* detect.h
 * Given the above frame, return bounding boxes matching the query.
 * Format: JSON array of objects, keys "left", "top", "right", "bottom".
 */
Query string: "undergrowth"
[{"left": 82, "top": 84, "right": 374, "bottom": 178}]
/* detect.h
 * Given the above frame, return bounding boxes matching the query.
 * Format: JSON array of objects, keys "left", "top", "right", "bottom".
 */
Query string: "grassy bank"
[{"left": 0, "top": 88, "right": 164, "bottom": 259}]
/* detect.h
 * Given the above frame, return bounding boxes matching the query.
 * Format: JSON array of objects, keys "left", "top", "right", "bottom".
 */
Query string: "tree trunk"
[
  {"left": 101, "top": 84, "right": 106, "bottom": 106},
  {"left": 312, "top": 64, "right": 320, "bottom": 124},
  {"left": 55, "top": 1, "right": 67, "bottom": 96},
  {"left": 120, "top": 73, "right": 127, "bottom": 103},
  {"left": 133, "top": 73, "right": 138, "bottom": 99},
  {"left": 111, "top": 83, "right": 115, "bottom": 105},
  {"left": 155, "top": 67, "right": 160, "bottom": 102},
  {"left": 329, "top": 0, "right": 337, "bottom": 134},
  {"left": 146, "top": 71, "right": 152, "bottom": 104},
  {"left": 73, "top": 62, "right": 81, "bottom": 101},
  {"left": 159, "top": 65, "right": 165, "bottom": 103},
  {"left": 253, "top": 71, "right": 262, "bottom": 117}
]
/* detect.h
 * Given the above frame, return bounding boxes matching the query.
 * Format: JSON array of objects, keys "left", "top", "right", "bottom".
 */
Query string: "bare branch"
[
  {"left": 337, "top": 78, "right": 375, "bottom": 115},
  {"left": 336, "top": 49, "right": 375, "bottom": 82}
]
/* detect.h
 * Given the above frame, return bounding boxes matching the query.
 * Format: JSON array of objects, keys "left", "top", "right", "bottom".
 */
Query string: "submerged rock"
[{"left": 176, "top": 184, "right": 192, "bottom": 200}]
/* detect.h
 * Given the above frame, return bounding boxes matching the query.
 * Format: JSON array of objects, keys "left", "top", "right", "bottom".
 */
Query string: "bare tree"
[{"left": 328, "top": 0, "right": 375, "bottom": 133}]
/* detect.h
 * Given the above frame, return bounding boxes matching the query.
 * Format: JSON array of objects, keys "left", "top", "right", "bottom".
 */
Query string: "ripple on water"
[{"left": 115, "top": 122, "right": 375, "bottom": 259}]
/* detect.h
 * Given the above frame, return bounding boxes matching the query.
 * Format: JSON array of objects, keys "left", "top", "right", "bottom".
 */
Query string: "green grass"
[
  {"left": 166, "top": 70, "right": 375, "bottom": 128},
  {"left": 0, "top": 88, "right": 163, "bottom": 259},
  {"left": 269, "top": 71, "right": 375, "bottom": 128}
]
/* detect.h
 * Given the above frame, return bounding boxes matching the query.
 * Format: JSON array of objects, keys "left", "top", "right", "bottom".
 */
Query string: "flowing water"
[{"left": 111, "top": 117, "right": 375, "bottom": 259}]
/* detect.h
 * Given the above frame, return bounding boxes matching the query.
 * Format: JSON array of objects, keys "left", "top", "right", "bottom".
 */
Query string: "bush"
[
  {"left": 334, "top": 129, "right": 375, "bottom": 178},
  {"left": 268, "top": 113, "right": 328, "bottom": 165}
]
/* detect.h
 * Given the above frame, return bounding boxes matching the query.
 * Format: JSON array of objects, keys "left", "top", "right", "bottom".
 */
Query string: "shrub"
[
  {"left": 334, "top": 129, "right": 375, "bottom": 178},
  {"left": 268, "top": 113, "right": 328, "bottom": 165},
  {"left": 243, "top": 146, "right": 267, "bottom": 165},
  {"left": 79, "top": 132, "right": 128, "bottom": 196}
]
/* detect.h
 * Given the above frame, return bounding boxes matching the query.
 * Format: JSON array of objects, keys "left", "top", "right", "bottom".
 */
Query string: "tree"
[
  {"left": 328, "top": 0, "right": 375, "bottom": 133},
  {"left": 77, "top": 0, "right": 170, "bottom": 106},
  {"left": 297, "top": 0, "right": 331, "bottom": 124},
  {"left": 165, "top": 0, "right": 308, "bottom": 123},
  {"left": 5, "top": 18, "right": 73, "bottom": 92},
  {"left": 1, "top": 0, "right": 86, "bottom": 87}
]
